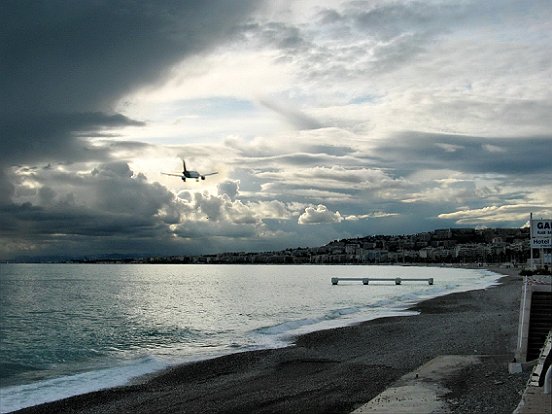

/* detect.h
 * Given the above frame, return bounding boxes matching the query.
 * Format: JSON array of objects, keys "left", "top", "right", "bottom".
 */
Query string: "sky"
[{"left": 1, "top": 0, "right": 551, "bottom": 260}]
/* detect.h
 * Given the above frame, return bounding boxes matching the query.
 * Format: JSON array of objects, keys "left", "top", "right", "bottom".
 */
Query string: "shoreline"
[{"left": 12, "top": 267, "right": 526, "bottom": 414}]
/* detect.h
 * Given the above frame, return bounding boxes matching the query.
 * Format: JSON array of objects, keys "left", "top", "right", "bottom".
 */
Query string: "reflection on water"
[{"left": 0, "top": 263, "right": 500, "bottom": 388}]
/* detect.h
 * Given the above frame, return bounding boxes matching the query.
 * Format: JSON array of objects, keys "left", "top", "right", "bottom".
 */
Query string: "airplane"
[{"left": 162, "top": 159, "right": 218, "bottom": 182}]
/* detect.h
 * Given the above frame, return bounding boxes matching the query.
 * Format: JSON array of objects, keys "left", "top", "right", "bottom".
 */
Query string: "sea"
[{"left": 0, "top": 263, "right": 502, "bottom": 413}]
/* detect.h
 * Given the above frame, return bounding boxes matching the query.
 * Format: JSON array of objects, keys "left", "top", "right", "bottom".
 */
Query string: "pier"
[{"left": 331, "top": 277, "right": 434, "bottom": 285}]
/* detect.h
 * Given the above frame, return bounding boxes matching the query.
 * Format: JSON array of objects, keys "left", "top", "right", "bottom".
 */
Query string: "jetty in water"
[{"left": 331, "top": 277, "right": 434, "bottom": 285}]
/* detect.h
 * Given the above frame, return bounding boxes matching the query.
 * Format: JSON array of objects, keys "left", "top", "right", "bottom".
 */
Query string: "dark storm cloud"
[
  {"left": 0, "top": 169, "right": 15, "bottom": 206},
  {"left": 0, "top": 0, "right": 259, "bottom": 167},
  {"left": 376, "top": 132, "right": 552, "bottom": 176},
  {"left": 0, "top": 203, "right": 164, "bottom": 238},
  {"left": 0, "top": 0, "right": 261, "bottom": 258},
  {"left": 0, "top": 112, "right": 142, "bottom": 164},
  {"left": 0, "top": 161, "right": 183, "bottom": 258},
  {"left": 1, "top": 0, "right": 258, "bottom": 115}
]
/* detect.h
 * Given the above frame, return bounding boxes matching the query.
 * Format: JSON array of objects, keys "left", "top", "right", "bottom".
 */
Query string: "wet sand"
[{"left": 14, "top": 267, "right": 527, "bottom": 414}]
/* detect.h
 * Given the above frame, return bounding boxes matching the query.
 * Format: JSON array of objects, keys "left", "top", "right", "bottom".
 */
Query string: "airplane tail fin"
[{"left": 182, "top": 159, "right": 187, "bottom": 173}]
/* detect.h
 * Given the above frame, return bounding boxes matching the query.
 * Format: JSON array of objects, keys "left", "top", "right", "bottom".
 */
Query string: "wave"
[
  {"left": 251, "top": 301, "right": 409, "bottom": 339},
  {"left": 0, "top": 356, "right": 169, "bottom": 414},
  {"left": 250, "top": 268, "right": 502, "bottom": 342}
]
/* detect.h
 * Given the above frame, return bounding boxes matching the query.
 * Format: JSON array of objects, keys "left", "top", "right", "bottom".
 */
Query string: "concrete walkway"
[
  {"left": 351, "top": 355, "right": 480, "bottom": 414},
  {"left": 514, "top": 385, "right": 551, "bottom": 414}
]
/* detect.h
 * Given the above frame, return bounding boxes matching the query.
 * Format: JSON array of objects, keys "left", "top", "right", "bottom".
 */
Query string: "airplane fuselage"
[
  {"left": 162, "top": 160, "right": 216, "bottom": 182},
  {"left": 181, "top": 170, "right": 205, "bottom": 181},
  {"left": 185, "top": 171, "right": 200, "bottom": 179}
]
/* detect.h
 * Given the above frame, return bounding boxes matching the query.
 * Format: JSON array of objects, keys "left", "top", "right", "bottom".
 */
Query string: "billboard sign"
[{"left": 531, "top": 219, "right": 552, "bottom": 248}]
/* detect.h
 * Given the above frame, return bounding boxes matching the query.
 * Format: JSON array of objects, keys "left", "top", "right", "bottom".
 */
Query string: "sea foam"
[{"left": 0, "top": 356, "right": 169, "bottom": 413}]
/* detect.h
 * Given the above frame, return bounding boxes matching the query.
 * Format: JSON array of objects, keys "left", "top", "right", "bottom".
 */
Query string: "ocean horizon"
[{"left": 0, "top": 263, "right": 502, "bottom": 413}]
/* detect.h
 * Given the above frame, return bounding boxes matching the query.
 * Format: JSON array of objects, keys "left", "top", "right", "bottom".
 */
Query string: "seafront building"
[
  {"left": 73, "top": 226, "right": 551, "bottom": 268},
  {"left": 132, "top": 227, "right": 543, "bottom": 267}
]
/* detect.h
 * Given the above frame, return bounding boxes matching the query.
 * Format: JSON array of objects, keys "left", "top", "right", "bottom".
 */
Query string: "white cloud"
[
  {"left": 217, "top": 180, "right": 240, "bottom": 201},
  {"left": 344, "top": 211, "right": 399, "bottom": 221},
  {"left": 438, "top": 205, "right": 552, "bottom": 224},
  {"left": 298, "top": 204, "right": 343, "bottom": 224},
  {"left": 482, "top": 144, "right": 506, "bottom": 154},
  {"left": 436, "top": 143, "right": 464, "bottom": 153}
]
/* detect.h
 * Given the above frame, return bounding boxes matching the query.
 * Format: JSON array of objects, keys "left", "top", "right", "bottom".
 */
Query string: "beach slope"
[{"left": 13, "top": 270, "right": 527, "bottom": 414}]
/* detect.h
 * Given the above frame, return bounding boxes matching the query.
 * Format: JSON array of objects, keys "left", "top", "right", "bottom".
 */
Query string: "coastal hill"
[{"left": 89, "top": 227, "right": 534, "bottom": 265}]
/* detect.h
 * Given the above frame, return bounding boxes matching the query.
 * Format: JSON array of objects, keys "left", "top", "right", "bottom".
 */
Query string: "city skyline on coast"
[{"left": 1, "top": 0, "right": 551, "bottom": 260}]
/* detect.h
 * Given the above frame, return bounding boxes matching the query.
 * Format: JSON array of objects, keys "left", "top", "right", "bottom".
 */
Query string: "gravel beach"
[{"left": 12, "top": 268, "right": 528, "bottom": 414}]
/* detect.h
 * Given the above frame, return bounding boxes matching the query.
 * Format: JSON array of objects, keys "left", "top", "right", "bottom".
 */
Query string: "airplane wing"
[
  {"left": 202, "top": 172, "right": 218, "bottom": 177},
  {"left": 161, "top": 173, "right": 183, "bottom": 177}
]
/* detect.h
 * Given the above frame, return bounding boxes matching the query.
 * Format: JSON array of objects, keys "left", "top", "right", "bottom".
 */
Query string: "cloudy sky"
[{"left": 1, "top": 0, "right": 551, "bottom": 260}]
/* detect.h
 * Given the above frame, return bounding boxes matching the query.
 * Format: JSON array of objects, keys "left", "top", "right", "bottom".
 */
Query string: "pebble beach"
[{"left": 12, "top": 267, "right": 528, "bottom": 414}]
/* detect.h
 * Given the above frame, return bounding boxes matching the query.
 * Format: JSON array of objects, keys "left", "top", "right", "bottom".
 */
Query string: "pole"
[
  {"left": 518, "top": 275, "right": 528, "bottom": 355},
  {"left": 530, "top": 213, "right": 534, "bottom": 270}
]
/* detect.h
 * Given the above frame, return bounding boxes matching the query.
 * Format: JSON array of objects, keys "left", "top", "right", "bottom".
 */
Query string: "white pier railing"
[{"left": 331, "top": 277, "right": 434, "bottom": 285}]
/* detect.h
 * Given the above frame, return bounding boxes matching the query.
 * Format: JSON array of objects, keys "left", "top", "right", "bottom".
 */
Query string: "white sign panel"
[{"left": 531, "top": 219, "right": 552, "bottom": 248}]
